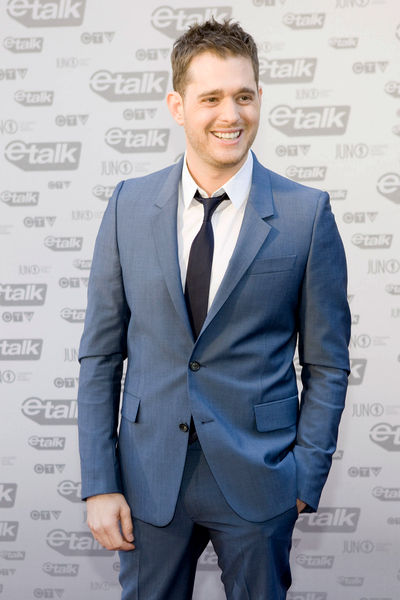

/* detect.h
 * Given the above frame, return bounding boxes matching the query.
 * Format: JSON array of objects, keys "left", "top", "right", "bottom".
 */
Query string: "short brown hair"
[{"left": 171, "top": 19, "right": 259, "bottom": 95}]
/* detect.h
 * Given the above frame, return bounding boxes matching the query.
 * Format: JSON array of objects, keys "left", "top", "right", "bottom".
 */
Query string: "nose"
[{"left": 219, "top": 97, "right": 240, "bottom": 125}]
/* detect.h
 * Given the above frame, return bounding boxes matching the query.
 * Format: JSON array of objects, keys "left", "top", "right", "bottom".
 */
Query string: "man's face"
[{"left": 170, "top": 51, "right": 262, "bottom": 173}]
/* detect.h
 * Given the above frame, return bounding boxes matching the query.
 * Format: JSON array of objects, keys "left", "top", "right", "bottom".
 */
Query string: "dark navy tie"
[
  {"left": 185, "top": 189, "right": 228, "bottom": 444},
  {"left": 184, "top": 189, "right": 228, "bottom": 339}
]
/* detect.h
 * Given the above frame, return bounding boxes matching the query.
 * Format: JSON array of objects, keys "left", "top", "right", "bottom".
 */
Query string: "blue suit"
[{"left": 78, "top": 153, "right": 350, "bottom": 595}]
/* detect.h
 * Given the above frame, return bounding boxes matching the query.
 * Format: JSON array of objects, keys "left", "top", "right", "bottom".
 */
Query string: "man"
[{"left": 78, "top": 19, "right": 350, "bottom": 600}]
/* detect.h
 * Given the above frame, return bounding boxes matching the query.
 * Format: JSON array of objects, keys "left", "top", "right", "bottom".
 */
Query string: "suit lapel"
[
  {"left": 151, "top": 157, "right": 193, "bottom": 339},
  {"left": 151, "top": 154, "right": 275, "bottom": 342},
  {"left": 199, "top": 156, "right": 274, "bottom": 337}
]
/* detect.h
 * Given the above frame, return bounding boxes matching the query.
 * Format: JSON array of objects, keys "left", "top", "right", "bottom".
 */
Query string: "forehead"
[{"left": 185, "top": 51, "right": 257, "bottom": 91}]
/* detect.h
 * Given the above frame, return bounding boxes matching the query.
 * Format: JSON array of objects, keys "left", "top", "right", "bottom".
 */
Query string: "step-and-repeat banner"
[{"left": 1, "top": 0, "right": 399, "bottom": 598}]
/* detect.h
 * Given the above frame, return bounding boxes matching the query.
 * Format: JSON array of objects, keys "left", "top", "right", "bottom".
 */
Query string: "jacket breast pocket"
[
  {"left": 248, "top": 254, "right": 297, "bottom": 275},
  {"left": 254, "top": 395, "right": 299, "bottom": 432},
  {"left": 120, "top": 389, "right": 141, "bottom": 423}
]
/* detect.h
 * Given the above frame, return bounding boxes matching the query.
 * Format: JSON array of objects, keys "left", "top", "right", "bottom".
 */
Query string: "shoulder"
[
  {"left": 253, "top": 156, "right": 329, "bottom": 221},
  {"left": 107, "top": 160, "right": 182, "bottom": 214},
  {"left": 269, "top": 169, "right": 326, "bottom": 201},
  {"left": 122, "top": 162, "right": 178, "bottom": 191}
]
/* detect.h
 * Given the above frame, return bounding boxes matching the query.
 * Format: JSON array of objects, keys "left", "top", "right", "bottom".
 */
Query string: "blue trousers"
[{"left": 119, "top": 439, "right": 298, "bottom": 599}]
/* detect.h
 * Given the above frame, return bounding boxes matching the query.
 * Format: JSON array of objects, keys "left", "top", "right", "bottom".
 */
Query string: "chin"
[{"left": 212, "top": 152, "right": 247, "bottom": 169}]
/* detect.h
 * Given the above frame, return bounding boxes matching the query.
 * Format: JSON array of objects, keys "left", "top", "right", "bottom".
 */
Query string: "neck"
[{"left": 185, "top": 152, "right": 247, "bottom": 196}]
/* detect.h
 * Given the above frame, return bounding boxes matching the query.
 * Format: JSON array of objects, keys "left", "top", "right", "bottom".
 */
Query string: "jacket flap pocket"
[
  {"left": 249, "top": 255, "right": 297, "bottom": 275},
  {"left": 254, "top": 395, "right": 298, "bottom": 432},
  {"left": 121, "top": 390, "right": 141, "bottom": 423}
]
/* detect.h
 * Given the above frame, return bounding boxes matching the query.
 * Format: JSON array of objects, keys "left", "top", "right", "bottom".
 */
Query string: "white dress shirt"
[{"left": 177, "top": 151, "right": 253, "bottom": 310}]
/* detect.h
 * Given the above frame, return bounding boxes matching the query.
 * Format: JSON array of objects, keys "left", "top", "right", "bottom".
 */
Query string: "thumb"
[{"left": 120, "top": 505, "right": 134, "bottom": 542}]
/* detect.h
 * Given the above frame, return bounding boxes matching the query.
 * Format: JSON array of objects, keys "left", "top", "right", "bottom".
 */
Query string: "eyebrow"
[{"left": 197, "top": 87, "right": 256, "bottom": 99}]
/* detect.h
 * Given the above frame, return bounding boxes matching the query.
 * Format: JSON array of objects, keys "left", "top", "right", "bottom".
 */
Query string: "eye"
[
  {"left": 238, "top": 95, "right": 252, "bottom": 102},
  {"left": 204, "top": 97, "right": 218, "bottom": 103}
]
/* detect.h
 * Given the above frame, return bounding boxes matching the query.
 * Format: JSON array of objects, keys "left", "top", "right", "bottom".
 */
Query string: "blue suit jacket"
[{"left": 78, "top": 153, "right": 350, "bottom": 526}]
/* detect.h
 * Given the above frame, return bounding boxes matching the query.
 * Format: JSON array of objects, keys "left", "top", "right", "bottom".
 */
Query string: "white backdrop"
[{"left": 1, "top": 1, "right": 400, "bottom": 599}]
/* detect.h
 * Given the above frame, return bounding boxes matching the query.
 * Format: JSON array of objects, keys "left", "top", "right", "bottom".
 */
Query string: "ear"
[
  {"left": 258, "top": 86, "right": 263, "bottom": 104},
  {"left": 167, "top": 91, "right": 184, "bottom": 126}
]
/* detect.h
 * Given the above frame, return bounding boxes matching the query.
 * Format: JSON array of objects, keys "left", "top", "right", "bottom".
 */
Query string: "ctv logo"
[
  {"left": 7, "top": 0, "right": 86, "bottom": 27},
  {"left": 46, "top": 530, "right": 111, "bottom": 556},
  {"left": 296, "top": 507, "right": 360, "bottom": 532},
  {"left": 5, "top": 141, "right": 81, "bottom": 170},
  {"left": 268, "top": 105, "right": 350, "bottom": 136},
  {"left": 151, "top": 6, "right": 232, "bottom": 38},
  {"left": 90, "top": 71, "right": 168, "bottom": 101}
]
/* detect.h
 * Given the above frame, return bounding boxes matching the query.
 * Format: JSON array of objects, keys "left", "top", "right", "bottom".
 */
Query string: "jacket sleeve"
[
  {"left": 77, "top": 180, "right": 130, "bottom": 500},
  {"left": 294, "top": 191, "right": 351, "bottom": 511}
]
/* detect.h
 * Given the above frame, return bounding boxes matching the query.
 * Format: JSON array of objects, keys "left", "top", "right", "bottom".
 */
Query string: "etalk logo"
[
  {"left": 296, "top": 507, "right": 360, "bottom": 532},
  {"left": 7, "top": 0, "right": 86, "bottom": 27},
  {"left": 151, "top": 6, "right": 232, "bottom": 38},
  {"left": 0, "top": 283, "right": 47, "bottom": 305},
  {"left": 46, "top": 530, "right": 111, "bottom": 556},
  {"left": 377, "top": 173, "right": 400, "bottom": 204},
  {"left": 5, "top": 141, "right": 81, "bottom": 170},
  {"left": 22, "top": 397, "right": 77, "bottom": 425},
  {"left": 259, "top": 58, "right": 317, "bottom": 84},
  {"left": 57, "top": 480, "right": 81, "bottom": 503},
  {"left": 0, "top": 484, "right": 17, "bottom": 507},
  {"left": 369, "top": 423, "right": 400, "bottom": 451},
  {"left": 268, "top": 105, "right": 350, "bottom": 136},
  {"left": 105, "top": 128, "right": 169, "bottom": 153},
  {"left": 0, "top": 522, "right": 19, "bottom": 541},
  {"left": 0, "top": 339, "right": 42, "bottom": 360},
  {"left": 89, "top": 71, "right": 168, "bottom": 101}
]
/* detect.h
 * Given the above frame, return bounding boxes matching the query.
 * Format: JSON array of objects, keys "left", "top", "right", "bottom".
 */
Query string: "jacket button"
[
  {"left": 179, "top": 422, "right": 189, "bottom": 432},
  {"left": 189, "top": 361, "right": 200, "bottom": 371}
]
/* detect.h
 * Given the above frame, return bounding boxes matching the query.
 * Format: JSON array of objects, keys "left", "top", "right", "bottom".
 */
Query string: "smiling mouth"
[{"left": 211, "top": 130, "right": 241, "bottom": 140}]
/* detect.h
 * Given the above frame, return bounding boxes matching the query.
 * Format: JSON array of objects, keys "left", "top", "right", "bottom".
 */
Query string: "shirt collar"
[{"left": 181, "top": 150, "right": 253, "bottom": 210}]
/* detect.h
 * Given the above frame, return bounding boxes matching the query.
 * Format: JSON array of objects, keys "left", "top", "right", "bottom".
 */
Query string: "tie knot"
[{"left": 194, "top": 190, "right": 229, "bottom": 222}]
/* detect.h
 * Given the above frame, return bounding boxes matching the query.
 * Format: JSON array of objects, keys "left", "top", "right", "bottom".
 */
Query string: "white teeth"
[{"left": 213, "top": 131, "right": 240, "bottom": 139}]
